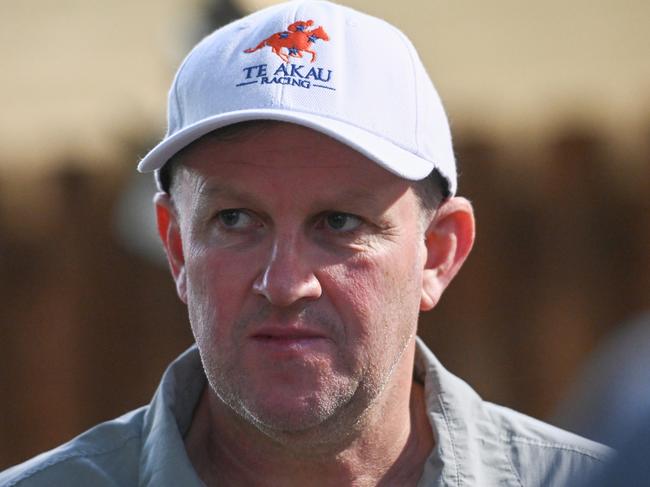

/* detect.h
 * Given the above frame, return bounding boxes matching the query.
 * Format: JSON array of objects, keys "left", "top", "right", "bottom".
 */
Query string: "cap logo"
[
  {"left": 244, "top": 20, "right": 329, "bottom": 63},
  {"left": 237, "top": 19, "right": 335, "bottom": 91}
]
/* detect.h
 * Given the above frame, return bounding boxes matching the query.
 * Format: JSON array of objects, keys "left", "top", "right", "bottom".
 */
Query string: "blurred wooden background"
[
  {"left": 2, "top": 0, "right": 650, "bottom": 471},
  {"left": 1, "top": 123, "right": 648, "bottom": 468}
]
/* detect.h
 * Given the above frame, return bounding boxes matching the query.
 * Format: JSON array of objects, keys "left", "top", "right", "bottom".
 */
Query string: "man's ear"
[
  {"left": 420, "top": 196, "right": 475, "bottom": 311},
  {"left": 154, "top": 192, "right": 187, "bottom": 304}
]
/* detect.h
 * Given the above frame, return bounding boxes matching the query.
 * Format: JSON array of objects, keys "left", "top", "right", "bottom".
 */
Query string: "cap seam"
[
  {"left": 169, "top": 40, "right": 202, "bottom": 131},
  {"left": 277, "top": 2, "right": 304, "bottom": 105},
  {"left": 392, "top": 26, "right": 420, "bottom": 158}
]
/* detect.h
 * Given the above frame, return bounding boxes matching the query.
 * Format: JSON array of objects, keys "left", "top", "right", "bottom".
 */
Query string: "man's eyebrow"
[
  {"left": 197, "top": 184, "right": 226, "bottom": 197},
  {"left": 194, "top": 183, "right": 269, "bottom": 209},
  {"left": 197, "top": 184, "right": 253, "bottom": 201},
  {"left": 194, "top": 183, "right": 388, "bottom": 214},
  {"left": 327, "top": 189, "right": 383, "bottom": 207}
]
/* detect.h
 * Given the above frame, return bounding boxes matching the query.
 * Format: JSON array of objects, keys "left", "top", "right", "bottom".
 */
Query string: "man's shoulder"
[
  {"left": 415, "top": 338, "right": 612, "bottom": 485},
  {"left": 484, "top": 401, "right": 612, "bottom": 485},
  {"left": 0, "top": 407, "right": 146, "bottom": 487}
]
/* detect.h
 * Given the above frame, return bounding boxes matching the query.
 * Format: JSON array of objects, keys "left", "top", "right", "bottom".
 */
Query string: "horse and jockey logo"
[
  {"left": 237, "top": 19, "right": 334, "bottom": 91},
  {"left": 244, "top": 20, "right": 330, "bottom": 63}
]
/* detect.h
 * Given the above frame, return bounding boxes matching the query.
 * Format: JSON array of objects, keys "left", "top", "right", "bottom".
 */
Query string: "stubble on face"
[
  {"left": 188, "top": 241, "right": 424, "bottom": 449},
  {"left": 195, "top": 302, "right": 358, "bottom": 438},
  {"left": 172, "top": 122, "right": 429, "bottom": 448}
]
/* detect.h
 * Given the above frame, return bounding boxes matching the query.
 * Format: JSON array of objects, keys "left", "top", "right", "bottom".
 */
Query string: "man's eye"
[
  {"left": 217, "top": 209, "right": 253, "bottom": 229},
  {"left": 324, "top": 213, "right": 362, "bottom": 232}
]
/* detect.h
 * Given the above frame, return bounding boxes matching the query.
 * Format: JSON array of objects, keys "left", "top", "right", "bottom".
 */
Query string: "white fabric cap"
[{"left": 138, "top": 0, "right": 457, "bottom": 195}]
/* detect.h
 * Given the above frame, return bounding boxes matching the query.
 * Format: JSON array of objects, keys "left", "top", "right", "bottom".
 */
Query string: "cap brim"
[{"left": 138, "top": 108, "right": 435, "bottom": 181}]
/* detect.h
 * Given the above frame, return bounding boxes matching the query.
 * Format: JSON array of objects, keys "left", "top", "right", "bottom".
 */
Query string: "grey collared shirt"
[
  {"left": 413, "top": 339, "right": 611, "bottom": 486},
  {"left": 1, "top": 339, "right": 611, "bottom": 486}
]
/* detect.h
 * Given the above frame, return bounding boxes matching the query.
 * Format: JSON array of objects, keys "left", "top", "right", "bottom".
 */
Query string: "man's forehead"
[
  {"left": 174, "top": 159, "right": 411, "bottom": 219},
  {"left": 176, "top": 176, "right": 417, "bottom": 229},
  {"left": 195, "top": 181, "right": 391, "bottom": 207}
]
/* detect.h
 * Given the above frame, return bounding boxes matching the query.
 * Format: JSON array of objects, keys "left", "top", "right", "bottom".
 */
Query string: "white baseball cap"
[{"left": 138, "top": 0, "right": 457, "bottom": 196}]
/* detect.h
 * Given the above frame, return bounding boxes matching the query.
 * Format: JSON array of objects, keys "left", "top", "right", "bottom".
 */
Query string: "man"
[{"left": 1, "top": 1, "right": 610, "bottom": 485}]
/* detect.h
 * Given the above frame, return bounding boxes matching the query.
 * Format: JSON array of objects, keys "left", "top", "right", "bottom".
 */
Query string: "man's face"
[{"left": 165, "top": 123, "right": 430, "bottom": 439}]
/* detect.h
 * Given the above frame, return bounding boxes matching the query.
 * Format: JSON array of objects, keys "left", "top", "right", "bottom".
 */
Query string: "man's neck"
[{"left": 184, "top": 350, "right": 434, "bottom": 486}]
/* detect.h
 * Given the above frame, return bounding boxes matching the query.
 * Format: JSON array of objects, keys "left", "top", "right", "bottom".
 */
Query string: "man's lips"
[
  {"left": 250, "top": 327, "right": 328, "bottom": 340},
  {"left": 248, "top": 327, "right": 332, "bottom": 351}
]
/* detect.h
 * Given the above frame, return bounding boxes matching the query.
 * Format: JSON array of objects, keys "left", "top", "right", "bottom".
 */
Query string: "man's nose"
[{"left": 252, "top": 235, "right": 322, "bottom": 307}]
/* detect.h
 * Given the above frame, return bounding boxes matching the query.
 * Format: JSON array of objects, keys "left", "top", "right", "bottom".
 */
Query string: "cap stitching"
[
  {"left": 393, "top": 26, "right": 420, "bottom": 158},
  {"left": 169, "top": 42, "right": 201, "bottom": 131}
]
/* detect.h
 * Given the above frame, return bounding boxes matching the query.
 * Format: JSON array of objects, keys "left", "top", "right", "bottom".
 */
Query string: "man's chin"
[
  {"left": 207, "top": 365, "right": 363, "bottom": 441},
  {"left": 241, "top": 408, "right": 360, "bottom": 450},
  {"left": 241, "top": 395, "right": 339, "bottom": 433},
  {"left": 224, "top": 387, "right": 365, "bottom": 445}
]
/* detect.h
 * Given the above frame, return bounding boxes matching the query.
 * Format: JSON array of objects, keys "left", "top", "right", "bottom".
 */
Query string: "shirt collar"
[
  {"left": 414, "top": 337, "right": 521, "bottom": 486},
  {"left": 139, "top": 345, "right": 206, "bottom": 486}
]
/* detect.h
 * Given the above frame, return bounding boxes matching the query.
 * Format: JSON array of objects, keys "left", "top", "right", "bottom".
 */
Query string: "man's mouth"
[{"left": 249, "top": 326, "right": 331, "bottom": 352}]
